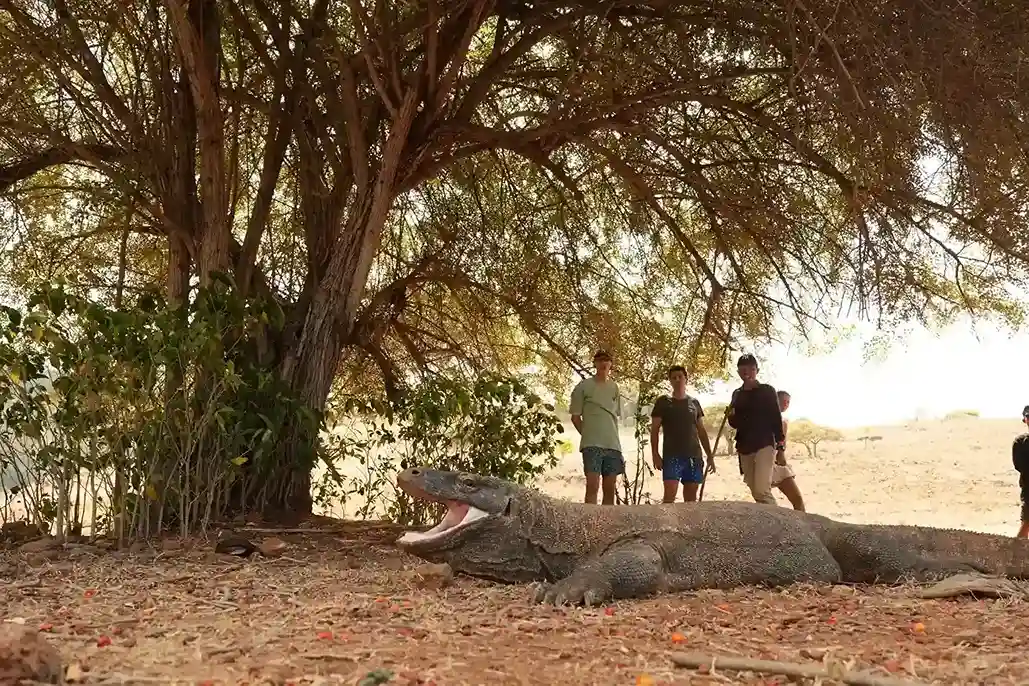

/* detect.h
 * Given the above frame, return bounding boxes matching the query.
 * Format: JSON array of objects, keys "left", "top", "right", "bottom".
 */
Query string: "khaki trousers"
[{"left": 739, "top": 445, "right": 778, "bottom": 506}]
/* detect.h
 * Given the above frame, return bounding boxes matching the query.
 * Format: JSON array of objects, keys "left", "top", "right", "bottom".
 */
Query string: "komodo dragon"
[{"left": 394, "top": 467, "right": 1029, "bottom": 605}]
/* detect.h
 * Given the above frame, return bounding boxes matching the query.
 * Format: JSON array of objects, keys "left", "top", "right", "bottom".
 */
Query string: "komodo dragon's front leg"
[{"left": 532, "top": 538, "right": 667, "bottom": 606}]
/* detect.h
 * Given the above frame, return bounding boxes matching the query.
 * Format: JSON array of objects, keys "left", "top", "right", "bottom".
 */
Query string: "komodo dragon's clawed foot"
[{"left": 531, "top": 578, "right": 611, "bottom": 607}]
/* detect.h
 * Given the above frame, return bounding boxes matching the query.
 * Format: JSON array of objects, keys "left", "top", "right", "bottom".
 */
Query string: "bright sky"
[{"left": 692, "top": 317, "right": 1029, "bottom": 428}]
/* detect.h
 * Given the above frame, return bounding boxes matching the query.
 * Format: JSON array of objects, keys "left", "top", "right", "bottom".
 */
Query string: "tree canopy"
[{"left": 2, "top": 0, "right": 1029, "bottom": 511}]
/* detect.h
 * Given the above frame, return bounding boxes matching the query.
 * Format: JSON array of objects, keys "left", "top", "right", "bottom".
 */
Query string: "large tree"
[{"left": 2, "top": 0, "right": 1028, "bottom": 513}]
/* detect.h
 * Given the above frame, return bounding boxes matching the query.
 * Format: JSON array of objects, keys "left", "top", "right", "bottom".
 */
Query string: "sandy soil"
[{"left": 2, "top": 416, "right": 1027, "bottom": 685}]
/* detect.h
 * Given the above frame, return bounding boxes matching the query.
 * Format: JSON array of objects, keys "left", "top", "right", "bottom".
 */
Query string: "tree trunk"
[{"left": 232, "top": 199, "right": 397, "bottom": 518}]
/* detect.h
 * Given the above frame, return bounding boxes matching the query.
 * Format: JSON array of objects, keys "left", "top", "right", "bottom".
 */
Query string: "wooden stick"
[
  {"left": 669, "top": 652, "right": 927, "bottom": 686},
  {"left": 697, "top": 410, "right": 728, "bottom": 503}
]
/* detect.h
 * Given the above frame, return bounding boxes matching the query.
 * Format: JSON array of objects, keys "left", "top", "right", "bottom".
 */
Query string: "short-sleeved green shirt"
[{"left": 569, "top": 377, "right": 623, "bottom": 452}]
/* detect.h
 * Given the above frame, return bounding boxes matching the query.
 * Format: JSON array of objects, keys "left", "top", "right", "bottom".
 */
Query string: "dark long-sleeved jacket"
[{"left": 728, "top": 383, "right": 785, "bottom": 454}]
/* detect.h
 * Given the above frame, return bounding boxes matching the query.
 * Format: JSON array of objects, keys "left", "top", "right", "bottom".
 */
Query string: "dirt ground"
[
  {"left": 4, "top": 416, "right": 1028, "bottom": 685},
  {"left": 2, "top": 520, "right": 1028, "bottom": 686}
]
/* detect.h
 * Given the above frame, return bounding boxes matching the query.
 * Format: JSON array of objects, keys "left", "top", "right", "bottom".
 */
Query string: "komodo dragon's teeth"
[{"left": 397, "top": 504, "right": 489, "bottom": 544}]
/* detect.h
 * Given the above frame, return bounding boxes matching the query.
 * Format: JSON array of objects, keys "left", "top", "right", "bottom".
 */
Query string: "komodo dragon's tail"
[{"left": 831, "top": 522, "right": 1029, "bottom": 580}]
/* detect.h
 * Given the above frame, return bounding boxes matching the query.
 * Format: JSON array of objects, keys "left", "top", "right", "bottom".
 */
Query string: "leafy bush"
[
  {"left": 1, "top": 281, "right": 566, "bottom": 538},
  {"left": 317, "top": 375, "right": 563, "bottom": 526},
  {"left": 0, "top": 277, "right": 314, "bottom": 540}
]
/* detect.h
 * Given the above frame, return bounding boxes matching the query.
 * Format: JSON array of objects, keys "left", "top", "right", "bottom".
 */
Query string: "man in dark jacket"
[
  {"left": 726, "top": 354, "right": 785, "bottom": 506},
  {"left": 1014, "top": 405, "right": 1029, "bottom": 538}
]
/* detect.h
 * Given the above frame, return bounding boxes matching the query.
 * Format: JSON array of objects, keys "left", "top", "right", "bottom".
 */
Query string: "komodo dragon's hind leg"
[
  {"left": 825, "top": 525, "right": 993, "bottom": 584},
  {"left": 532, "top": 538, "right": 665, "bottom": 606}
]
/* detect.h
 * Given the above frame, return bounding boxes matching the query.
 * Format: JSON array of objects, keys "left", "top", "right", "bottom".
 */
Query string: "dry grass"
[{"left": 2, "top": 521, "right": 1028, "bottom": 686}]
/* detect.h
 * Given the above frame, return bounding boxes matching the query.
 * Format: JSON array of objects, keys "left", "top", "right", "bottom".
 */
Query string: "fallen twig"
[{"left": 669, "top": 652, "right": 927, "bottom": 686}]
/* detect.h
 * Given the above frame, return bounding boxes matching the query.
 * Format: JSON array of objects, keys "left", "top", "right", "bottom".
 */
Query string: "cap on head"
[{"left": 737, "top": 353, "right": 758, "bottom": 367}]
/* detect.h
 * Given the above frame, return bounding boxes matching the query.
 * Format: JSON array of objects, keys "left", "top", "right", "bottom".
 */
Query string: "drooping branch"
[{"left": 0, "top": 144, "right": 128, "bottom": 193}]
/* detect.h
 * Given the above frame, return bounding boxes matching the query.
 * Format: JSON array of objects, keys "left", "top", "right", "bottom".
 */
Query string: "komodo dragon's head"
[{"left": 394, "top": 467, "right": 549, "bottom": 583}]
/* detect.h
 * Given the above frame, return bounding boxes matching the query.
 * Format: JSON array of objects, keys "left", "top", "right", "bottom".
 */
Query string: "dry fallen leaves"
[{"left": 2, "top": 524, "right": 1027, "bottom": 685}]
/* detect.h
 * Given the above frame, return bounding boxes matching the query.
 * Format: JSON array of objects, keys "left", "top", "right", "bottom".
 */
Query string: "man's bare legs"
[
  {"left": 775, "top": 476, "right": 805, "bottom": 511},
  {"left": 585, "top": 473, "right": 617, "bottom": 505},
  {"left": 681, "top": 481, "right": 700, "bottom": 502},
  {"left": 583, "top": 447, "right": 623, "bottom": 504},
  {"left": 1017, "top": 522, "right": 1029, "bottom": 539},
  {"left": 584, "top": 472, "right": 601, "bottom": 504}
]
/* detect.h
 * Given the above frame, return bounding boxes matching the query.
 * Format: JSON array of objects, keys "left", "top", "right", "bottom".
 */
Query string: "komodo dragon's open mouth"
[
  {"left": 397, "top": 500, "right": 491, "bottom": 544},
  {"left": 395, "top": 479, "right": 493, "bottom": 546}
]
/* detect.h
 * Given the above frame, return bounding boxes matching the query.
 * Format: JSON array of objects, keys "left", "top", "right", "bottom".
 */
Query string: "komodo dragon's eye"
[{"left": 458, "top": 475, "right": 476, "bottom": 487}]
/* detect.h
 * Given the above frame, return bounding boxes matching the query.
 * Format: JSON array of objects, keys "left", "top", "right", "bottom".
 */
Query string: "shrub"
[
  {"left": 317, "top": 375, "right": 562, "bottom": 526},
  {"left": 0, "top": 278, "right": 311, "bottom": 541}
]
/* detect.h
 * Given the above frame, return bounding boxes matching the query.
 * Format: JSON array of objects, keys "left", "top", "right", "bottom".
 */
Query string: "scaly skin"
[{"left": 394, "top": 467, "right": 1029, "bottom": 606}]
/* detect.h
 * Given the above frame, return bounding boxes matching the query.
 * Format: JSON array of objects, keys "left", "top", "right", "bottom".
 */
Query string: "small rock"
[
  {"left": 800, "top": 647, "right": 827, "bottom": 660},
  {"left": 18, "top": 538, "right": 60, "bottom": 553},
  {"left": 0, "top": 624, "right": 64, "bottom": 684},
  {"left": 410, "top": 562, "right": 453, "bottom": 590},
  {"left": 257, "top": 537, "right": 288, "bottom": 558}
]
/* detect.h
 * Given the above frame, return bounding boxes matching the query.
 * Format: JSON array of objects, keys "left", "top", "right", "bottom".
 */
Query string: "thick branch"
[{"left": 0, "top": 144, "right": 128, "bottom": 193}]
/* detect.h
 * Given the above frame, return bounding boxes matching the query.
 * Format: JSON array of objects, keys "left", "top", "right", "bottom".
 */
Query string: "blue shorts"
[
  {"left": 662, "top": 455, "right": 705, "bottom": 484},
  {"left": 582, "top": 447, "right": 625, "bottom": 477}
]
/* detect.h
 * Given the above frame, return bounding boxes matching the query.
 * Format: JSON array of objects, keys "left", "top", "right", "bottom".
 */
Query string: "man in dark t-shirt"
[
  {"left": 1013, "top": 405, "right": 1029, "bottom": 538},
  {"left": 650, "top": 365, "right": 715, "bottom": 503},
  {"left": 726, "top": 354, "right": 785, "bottom": 507}
]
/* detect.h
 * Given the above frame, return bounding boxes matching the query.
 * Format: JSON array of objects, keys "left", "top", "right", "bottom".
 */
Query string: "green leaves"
[
  {"left": 0, "top": 280, "right": 318, "bottom": 536},
  {"left": 319, "top": 373, "right": 562, "bottom": 526}
]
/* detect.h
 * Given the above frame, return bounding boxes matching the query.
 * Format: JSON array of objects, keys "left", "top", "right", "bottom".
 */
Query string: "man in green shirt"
[{"left": 569, "top": 350, "right": 624, "bottom": 505}]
